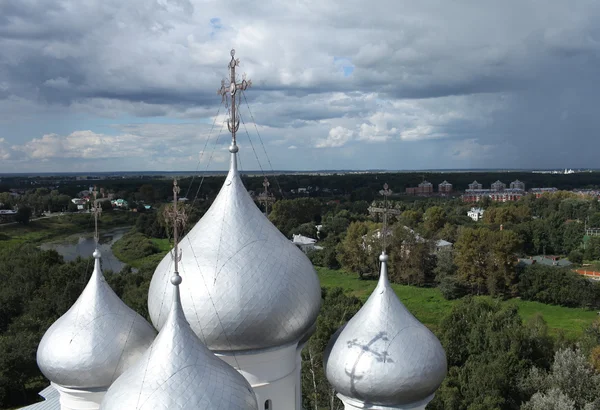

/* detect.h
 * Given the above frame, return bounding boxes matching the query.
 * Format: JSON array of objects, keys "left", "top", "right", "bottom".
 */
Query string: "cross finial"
[
  {"left": 258, "top": 176, "right": 275, "bottom": 216},
  {"left": 379, "top": 183, "right": 392, "bottom": 252},
  {"left": 91, "top": 185, "right": 102, "bottom": 247},
  {"left": 164, "top": 179, "right": 188, "bottom": 279},
  {"left": 217, "top": 49, "right": 251, "bottom": 150}
]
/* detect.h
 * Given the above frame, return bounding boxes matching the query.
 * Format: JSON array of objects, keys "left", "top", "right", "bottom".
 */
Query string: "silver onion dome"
[
  {"left": 37, "top": 250, "right": 157, "bottom": 389},
  {"left": 148, "top": 152, "right": 322, "bottom": 352},
  {"left": 324, "top": 252, "right": 447, "bottom": 407},
  {"left": 101, "top": 272, "right": 258, "bottom": 410}
]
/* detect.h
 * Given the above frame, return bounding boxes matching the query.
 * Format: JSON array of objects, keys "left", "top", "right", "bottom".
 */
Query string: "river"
[{"left": 40, "top": 227, "right": 132, "bottom": 273}]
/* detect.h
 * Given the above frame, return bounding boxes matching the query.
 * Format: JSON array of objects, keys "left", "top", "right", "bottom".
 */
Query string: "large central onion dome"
[
  {"left": 37, "top": 250, "right": 156, "bottom": 389},
  {"left": 148, "top": 151, "right": 322, "bottom": 352},
  {"left": 324, "top": 252, "right": 447, "bottom": 408}
]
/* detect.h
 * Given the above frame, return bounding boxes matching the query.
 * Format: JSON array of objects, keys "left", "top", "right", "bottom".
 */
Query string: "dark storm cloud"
[{"left": 2, "top": 0, "right": 600, "bottom": 171}]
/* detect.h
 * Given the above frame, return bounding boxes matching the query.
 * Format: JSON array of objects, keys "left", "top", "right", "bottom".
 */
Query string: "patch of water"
[{"left": 40, "top": 227, "right": 132, "bottom": 273}]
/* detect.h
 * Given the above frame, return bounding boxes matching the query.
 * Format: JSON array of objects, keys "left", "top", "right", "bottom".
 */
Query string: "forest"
[{"left": 1, "top": 175, "right": 600, "bottom": 409}]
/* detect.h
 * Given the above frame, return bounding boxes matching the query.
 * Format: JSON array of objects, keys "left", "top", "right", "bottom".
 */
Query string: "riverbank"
[{"left": 0, "top": 212, "right": 137, "bottom": 250}]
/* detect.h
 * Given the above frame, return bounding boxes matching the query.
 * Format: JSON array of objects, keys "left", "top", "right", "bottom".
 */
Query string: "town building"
[
  {"left": 438, "top": 180, "right": 453, "bottom": 193},
  {"left": 435, "top": 239, "right": 453, "bottom": 253},
  {"left": 406, "top": 180, "right": 434, "bottom": 196},
  {"left": 517, "top": 255, "right": 573, "bottom": 268},
  {"left": 510, "top": 179, "right": 525, "bottom": 190},
  {"left": 530, "top": 187, "right": 558, "bottom": 198},
  {"left": 0, "top": 209, "right": 17, "bottom": 223},
  {"left": 462, "top": 188, "right": 524, "bottom": 203},
  {"left": 491, "top": 180, "right": 506, "bottom": 191},
  {"left": 467, "top": 207, "right": 485, "bottom": 221},
  {"left": 468, "top": 180, "right": 483, "bottom": 190}
]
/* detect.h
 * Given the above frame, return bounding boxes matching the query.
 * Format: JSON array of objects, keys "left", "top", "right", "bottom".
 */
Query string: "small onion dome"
[
  {"left": 324, "top": 252, "right": 447, "bottom": 408},
  {"left": 101, "top": 273, "right": 258, "bottom": 410},
  {"left": 148, "top": 151, "right": 321, "bottom": 352},
  {"left": 37, "top": 250, "right": 156, "bottom": 389}
]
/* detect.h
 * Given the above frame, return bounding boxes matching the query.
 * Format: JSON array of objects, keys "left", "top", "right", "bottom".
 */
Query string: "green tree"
[
  {"left": 337, "top": 221, "right": 379, "bottom": 278},
  {"left": 423, "top": 206, "right": 446, "bottom": 237},
  {"left": 301, "top": 288, "right": 362, "bottom": 410},
  {"left": 269, "top": 198, "right": 322, "bottom": 236},
  {"left": 429, "top": 298, "right": 554, "bottom": 410},
  {"left": 520, "top": 348, "right": 600, "bottom": 409},
  {"left": 454, "top": 227, "right": 521, "bottom": 296},
  {"left": 15, "top": 206, "right": 31, "bottom": 225}
]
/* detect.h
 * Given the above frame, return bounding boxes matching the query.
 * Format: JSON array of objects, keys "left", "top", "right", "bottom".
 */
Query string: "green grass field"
[{"left": 316, "top": 267, "right": 598, "bottom": 339}]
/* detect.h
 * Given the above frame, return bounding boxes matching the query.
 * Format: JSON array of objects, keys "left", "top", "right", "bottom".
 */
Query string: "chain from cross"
[
  {"left": 164, "top": 179, "right": 188, "bottom": 271},
  {"left": 91, "top": 185, "right": 102, "bottom": 246},
  {"left": 217, "top": 49, "right": 252, "bottom": 147},
  {"left": 258, "top": 177, "right": 275, "bottom": 216}
]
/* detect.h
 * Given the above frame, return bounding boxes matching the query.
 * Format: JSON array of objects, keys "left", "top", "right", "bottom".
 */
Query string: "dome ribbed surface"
[
  {"left": 37, "top": 252, "right": 156, "bottom": 389},
  {"left": 101, "top": 285, "right": 258, "bottom": 410},
  {"left": 148, "top": 154, "right": 322, "bottom": 352},
  {"left": 324, "top": 252, "right": 447, "bottom": 407}
]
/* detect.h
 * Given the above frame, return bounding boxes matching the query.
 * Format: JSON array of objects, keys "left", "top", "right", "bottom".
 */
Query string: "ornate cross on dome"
[
  {"left": 217, "top": 49, "right": 252, "bottom": 149},
  {"left": 258, "top": 176, "right": 275, "bottom": 216},
  {"left": 378, "top": 183, "right": 396, "bottom": 252},
  {"left": 91, "top": 186, "right": 102, "bottom": 247},
  {"left": 369, "top": 183, "right": 400, "bottom": 252},
  {"left": 164, "top": 179, "right": 188, "bottom": 275}
]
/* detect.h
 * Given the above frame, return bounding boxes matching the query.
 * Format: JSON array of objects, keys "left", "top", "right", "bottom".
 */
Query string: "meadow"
[{"left": 317, "top": 267, "right": 599, "bottom": 339}]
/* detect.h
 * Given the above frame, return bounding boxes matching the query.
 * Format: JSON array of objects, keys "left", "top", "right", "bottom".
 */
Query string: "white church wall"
[
  {"left": 52, "top": 383, "right": 105, "bottom": 410},
  {"left": 217, "top": 343, "right": 299, "bottom": 410}
]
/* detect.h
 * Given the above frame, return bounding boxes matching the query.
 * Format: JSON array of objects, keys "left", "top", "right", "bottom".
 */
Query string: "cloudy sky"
[{"left": 1, "top": 0, "right": 599, "bottom": 172}]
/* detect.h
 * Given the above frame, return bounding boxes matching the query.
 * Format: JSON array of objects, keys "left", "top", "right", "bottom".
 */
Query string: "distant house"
[
  {"left": 406, "top": 181, "right": 433, "bottom": 196},
  {"left": 491, "top": 180, "right": 506, "bottom": 191},
  {"left": 517, "top": 255, "right": 573, "bottom": 268},
  {"left": 467, "top": 207, "right": 485, "bottom": 221},
  {"left": 435, "top": 239, "right": 453, "bottom": 253},
  {"left": 438, "top": 180, "right": 453, "bottom": 194},
  {"left": 468, "top": 180, "right": 483, "bottom": 190},
  {"left": 0, "top": 209, "right": 17, "bottom": 223},
  {"left": 111, "top": 199, "right": 128, "bottom": 208},
  {"left": 291, "top": 234, "right": 321, "bottom": 253},
  {"left": 530, "top": 187, "right": 558, "bottom": 198},
  {"left": 509, "top": 180, "right": 525, "bottom": 191}
]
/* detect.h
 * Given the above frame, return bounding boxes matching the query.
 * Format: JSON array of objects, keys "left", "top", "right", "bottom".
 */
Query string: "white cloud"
[{"left": 315, "top": 126, "right": 354, "bottom": 148}]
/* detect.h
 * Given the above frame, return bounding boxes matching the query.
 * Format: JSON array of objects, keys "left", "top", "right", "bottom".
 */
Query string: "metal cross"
[
  {"left": 258, "top": 177, "right": 276, "bottom": 216},
  {"left": 91, "top": 185, "right": 102, "bottom": 246},
  {"left": 164, "top": 179, "right": 188, "bottom": 272},
  {"left": 217, "top": 49, "right": 252, "bottom": 148},
  {"left": 368, "top": 183, "right": 400, "bottom": 251}
]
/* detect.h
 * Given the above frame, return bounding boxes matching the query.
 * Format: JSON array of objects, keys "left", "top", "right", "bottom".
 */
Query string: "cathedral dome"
[
  {"left": 148, "top": 152, "right": 322, "bottom": 352},
  {"left": 101, "top": 272, "right": 258, "bottom": 410},
  {"left": 37, "top": 250, "right": 156, "bottom": 389},
  {"left": 324, "top": 252, "right": 447, "bottom": 407}
]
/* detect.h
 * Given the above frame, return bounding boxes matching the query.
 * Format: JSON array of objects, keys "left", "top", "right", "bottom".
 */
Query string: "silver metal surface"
[
  {"left": 37, "top": 251, "right": 157, "bottom": 389},
  {"left": 101, "top": 281, "right": 258, "bottom": 409},
  {"left": 148, "top": 153, "right": 322, "bottom": 352},
  {"left": 324, "top": 252, "right": 447, "bottom": 407}
]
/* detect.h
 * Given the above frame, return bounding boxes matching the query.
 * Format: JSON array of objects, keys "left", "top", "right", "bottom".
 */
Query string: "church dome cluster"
[{"left": 32, "top": 50, "right": 447, "bottom": 410}]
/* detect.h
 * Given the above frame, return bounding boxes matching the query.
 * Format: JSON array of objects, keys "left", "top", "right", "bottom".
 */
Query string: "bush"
[
  {"left": 568, "top": 249, "right": 583, "bottom": 264},
  {"left": 112, "top": 232, "right": 159, "bottom": 263},
  {"left": 438, "top": 275, "right": 468, "bottom": 300}
]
